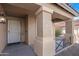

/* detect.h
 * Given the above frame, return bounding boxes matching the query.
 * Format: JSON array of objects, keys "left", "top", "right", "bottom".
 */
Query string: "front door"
[{"left": 8, "top": 19, "right": 21, "bottom": 44}]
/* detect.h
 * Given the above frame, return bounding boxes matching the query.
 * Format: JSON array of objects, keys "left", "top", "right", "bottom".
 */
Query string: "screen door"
[{"left": 8, "top": 19, "right": 21, "bottom": 44}]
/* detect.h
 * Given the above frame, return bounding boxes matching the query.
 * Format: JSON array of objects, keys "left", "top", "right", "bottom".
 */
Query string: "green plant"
[{"left": 55, "top": 29, "right": 62, "bottom": 37}]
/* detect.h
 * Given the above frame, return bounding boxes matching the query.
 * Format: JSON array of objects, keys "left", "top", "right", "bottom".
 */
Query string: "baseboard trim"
[{"left": 7, "top": 42, "right": 23, "bottom": 46}]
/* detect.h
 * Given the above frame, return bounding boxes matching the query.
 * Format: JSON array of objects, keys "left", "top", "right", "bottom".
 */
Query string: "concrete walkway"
[
  {"left": 56, "top": 43, "right": 79, "bottom": 56},
  {"left": 1, "top": 43, "right": 36, "bottom": 56}
]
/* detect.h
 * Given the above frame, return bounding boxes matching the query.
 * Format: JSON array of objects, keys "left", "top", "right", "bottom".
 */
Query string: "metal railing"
[{"left": 55, "top": 36, "right": 71, "bottom": 52}]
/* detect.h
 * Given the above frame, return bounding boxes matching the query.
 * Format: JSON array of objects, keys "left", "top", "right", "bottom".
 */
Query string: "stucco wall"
[
  {"left": 21, "top": 18, "right": 26, "bottom": 43},
  {"left": 28, "top": 15, "right": 37, "bottom": 46},
  {"left": 0, "top": 23, "right": 6, "bottom": 53},
  {"left": 25, "top": 16, "right": 28, "bottom": 44},
  {"left": 34, "top": 11, "right": 55, "bottom": 56}
]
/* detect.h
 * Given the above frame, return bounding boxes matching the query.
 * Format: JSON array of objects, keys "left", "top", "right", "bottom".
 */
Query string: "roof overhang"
[{"left": 57, "top": 3, "right": 79, "bottom": 17}]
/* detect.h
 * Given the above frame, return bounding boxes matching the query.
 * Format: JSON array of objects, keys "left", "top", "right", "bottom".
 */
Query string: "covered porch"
[{"left": 0, "top": 3, "right": 78, "bottom": 56}]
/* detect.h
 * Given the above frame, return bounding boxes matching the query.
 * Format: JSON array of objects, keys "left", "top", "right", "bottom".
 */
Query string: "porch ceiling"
[
  {"left": 2, "top": 3, "right": 40, "bottom": 18},
  {"left": 2, "top": 3, "right": 71, "bottom": 21},
  {"left": 52, "top": 12, "right": 69, "bottom": 23}
]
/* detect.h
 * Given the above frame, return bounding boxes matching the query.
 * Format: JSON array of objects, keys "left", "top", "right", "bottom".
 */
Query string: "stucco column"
[
  {"left": 65, "top": 19, "right": 74, "bottom": 46},
  {"left": 34, "top": 6, "right": 55, "bottom": 56},
  {"left": 28, "top": 15, "right": 36, "bottom": 45}
]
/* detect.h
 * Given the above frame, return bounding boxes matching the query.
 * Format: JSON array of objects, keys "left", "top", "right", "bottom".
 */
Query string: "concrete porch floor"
[
  {"left": 56, "top": 43, "right": 79, "bottom": 56},
  {"left": 1, "top": 43, "right": 79, "bottom": 56},
  {"left": 0, "top": 43, "right": 36, "bottom": 56}
]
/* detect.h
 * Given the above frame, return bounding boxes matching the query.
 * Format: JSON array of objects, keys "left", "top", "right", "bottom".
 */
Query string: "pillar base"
[{"left": 33, "top": 36, "right": 55, "bottom": 56}]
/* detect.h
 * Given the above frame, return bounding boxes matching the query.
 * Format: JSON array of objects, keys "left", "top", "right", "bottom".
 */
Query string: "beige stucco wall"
[
  {"left": 29, "top": 6, "right": 56, "bottom": 55},
  {"left": 0, "top": 23, "right": 6, "bottom": 53},
  {"left": 21, "top": 18, "right": 26, "bottom": 43},
  {"left": 28, "top": 14, "right": 37, "bottom": 46}
]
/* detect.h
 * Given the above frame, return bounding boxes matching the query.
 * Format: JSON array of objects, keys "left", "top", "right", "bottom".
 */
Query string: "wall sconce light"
[
  {"left": 0, "top": 4, "right": 6, "bottom": 23},
  {"left": 0, "top": 16, "right": 6, "bottom": 23}
]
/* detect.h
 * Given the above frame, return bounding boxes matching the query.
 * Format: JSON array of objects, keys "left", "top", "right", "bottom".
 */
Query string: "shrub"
[{"left": 55, "top": 29, "right": 62, "bottom": 37}]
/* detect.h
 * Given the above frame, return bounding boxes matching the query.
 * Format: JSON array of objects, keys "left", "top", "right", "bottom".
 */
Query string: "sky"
[
  {"left": 70, "top": 3, "right": 79, "bottom": 12},
  {"left": 70, "top": 3, "right": 79, "bottom": 20}
]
